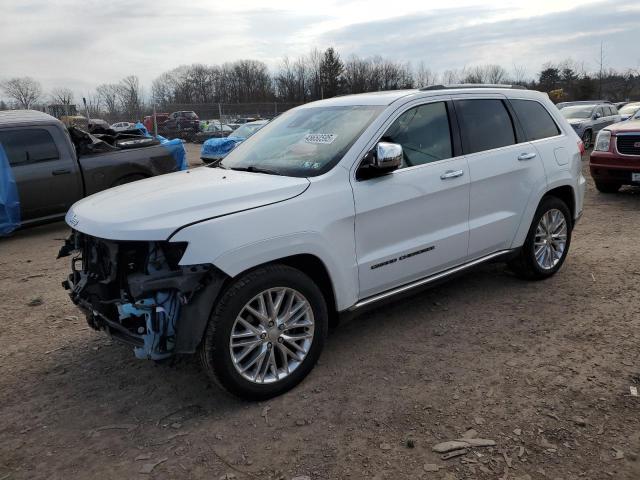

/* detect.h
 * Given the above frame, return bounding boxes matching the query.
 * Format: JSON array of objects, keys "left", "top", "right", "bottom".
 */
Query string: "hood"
[
  {"left": 606, "top": 119, "right": 640, "bottom": 134},
  {"left": 66, "top": 167, "right": 310, "bottom": 241},
  {"left": 201, "top": 136, "right": 244, "bottom": 157}
]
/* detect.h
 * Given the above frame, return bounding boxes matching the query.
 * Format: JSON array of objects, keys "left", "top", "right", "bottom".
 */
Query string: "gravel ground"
[{"left": 0, "top": 150, "right": 639, "bottom": 480}]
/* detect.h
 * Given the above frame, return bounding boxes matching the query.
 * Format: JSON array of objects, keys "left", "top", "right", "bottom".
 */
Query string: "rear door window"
[
  {"left": 455, "top": 99, "right": 516, "bottom": 154},
  {"left": 510, "top": 99, "right": 561, "bottom": 141},
  {"left": 0, "top": 128, "right": 60, "bottom": 166}
]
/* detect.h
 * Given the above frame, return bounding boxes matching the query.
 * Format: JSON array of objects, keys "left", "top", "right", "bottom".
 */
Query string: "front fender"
[{"left": 171, "top": 175, "right": 359, "bottom": 311}]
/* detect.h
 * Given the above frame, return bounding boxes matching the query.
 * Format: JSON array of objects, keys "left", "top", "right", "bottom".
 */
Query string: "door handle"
[
  {"left": 517, "top": 152, "right": 537, "bottom": 161},
  {"left": 52, "top": 169, "right": 71, "bottom": 175},
  {"left": 440, "top": 169, "right": 464, "bottom": 180}
]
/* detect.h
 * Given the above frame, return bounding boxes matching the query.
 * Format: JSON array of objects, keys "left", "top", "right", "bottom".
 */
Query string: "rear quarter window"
[
  {"left": 510, "top": 99, "right": 561, "bottom": 141},
  {"left": 455, "top": 99, "right": 516, "bottom": 154}
]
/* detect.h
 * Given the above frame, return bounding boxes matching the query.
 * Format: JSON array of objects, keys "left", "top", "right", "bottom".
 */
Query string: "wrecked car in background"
[
  {"left": 0, "top": 110, "right": 187, "bottom": 234},
  {"left": 200, "top": 120, "right": 267, "bottom": 163}
]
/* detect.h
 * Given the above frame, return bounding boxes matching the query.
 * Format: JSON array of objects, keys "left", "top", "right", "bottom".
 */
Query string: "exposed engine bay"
[{"left": 58, "top": 231, "right": 226, "bottom": 359}]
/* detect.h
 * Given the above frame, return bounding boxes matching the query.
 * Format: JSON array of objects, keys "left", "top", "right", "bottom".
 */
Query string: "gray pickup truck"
[{"left": 0, "top": 110, "right": 185, "bottom": 230}]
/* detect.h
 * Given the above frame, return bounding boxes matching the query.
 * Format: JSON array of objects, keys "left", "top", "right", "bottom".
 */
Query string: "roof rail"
[{"left": 419, "top": 84, "right": 527, "bottom": 91}]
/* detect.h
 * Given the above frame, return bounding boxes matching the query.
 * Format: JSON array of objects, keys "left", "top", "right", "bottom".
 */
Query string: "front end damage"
[{"left": 58, "top": 231, "right": 226, "bottom": 359}]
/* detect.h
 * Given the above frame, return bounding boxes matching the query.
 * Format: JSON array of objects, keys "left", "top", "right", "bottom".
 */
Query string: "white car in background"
[
  {"left": 61, "top": 85, "right": 586, "bottom": 400},
  {"left": 617, "top": 102, "right": 640, "bottom": 121},
  {"left": 110, "top": 121, "right": 135, "bottom": 132}
]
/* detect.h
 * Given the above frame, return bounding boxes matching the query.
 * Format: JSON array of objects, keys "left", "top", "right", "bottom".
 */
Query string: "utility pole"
[{"left": 598, "top": 41, "right": 605, "bottom": 99}]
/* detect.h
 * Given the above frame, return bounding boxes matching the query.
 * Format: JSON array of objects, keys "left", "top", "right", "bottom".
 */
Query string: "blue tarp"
[
  {"left": 201, "top": 136, "right": 244, "bottom": 159},
  {"left": 135, "top": 123, "right": 187, "bottom": 171},
  {"left": 0, "top": 143, "right": 20, "bottom": 235}
]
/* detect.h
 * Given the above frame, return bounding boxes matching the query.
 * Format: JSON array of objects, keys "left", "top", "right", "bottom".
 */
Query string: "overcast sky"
[{"left": 1, "top": 0, "right": 639, "bottom": 99}]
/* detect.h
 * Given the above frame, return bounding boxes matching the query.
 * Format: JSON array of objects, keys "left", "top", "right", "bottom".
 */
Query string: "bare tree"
[
  {"left": 462, "top": 65, "right": 507, "bottom": 84},
  {"left": 50, "top": 87, "right": 74, "bottom": 105},
  {"left": 118, "top": 75, "right": 143, "bottom": 120},
  {"left": 511, "top": 64, "right": 528, "bottom": 85},
  {"left": 306, "top": 48, "right": 323, "bottom": 99},
  {"left": 83, "top": 93, "right": 102, "bottom": 118},
  {"left": 96, "top": 83, "right": 120, "bottom": 118},
  {"left": 414, "top": 61, "right": 438, "bottom": 87},
  {"left": 1, "top": 76, "right": 42, "bottom": 109},
  {"left": 441, "top": 69, "right": 462, "bottom": 84},
  {"left": 275, "top": 57, "right": 298, "bottom": 101}
]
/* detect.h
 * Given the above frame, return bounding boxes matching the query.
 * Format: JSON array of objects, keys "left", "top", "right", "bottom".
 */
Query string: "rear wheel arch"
[{"left": 543, "top": 185, "right": 575, "bottom": 225}]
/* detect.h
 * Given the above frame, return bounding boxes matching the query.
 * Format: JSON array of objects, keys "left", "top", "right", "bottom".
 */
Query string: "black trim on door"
[
  {"left": 446, "top": 100, "right": 463, "bottom": 158},
  {"left": 503, "top": 99, "right": 527, "bottom": 143}
]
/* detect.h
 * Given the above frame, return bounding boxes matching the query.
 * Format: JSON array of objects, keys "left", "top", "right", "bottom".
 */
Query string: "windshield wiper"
[{"left": 230, "top": 165, "right": 282, "bottom": 176}]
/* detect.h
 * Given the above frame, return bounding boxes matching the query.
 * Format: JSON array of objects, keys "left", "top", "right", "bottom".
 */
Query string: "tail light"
[{"left": 577, "top": 140, "right": 585, "bottom": 156}]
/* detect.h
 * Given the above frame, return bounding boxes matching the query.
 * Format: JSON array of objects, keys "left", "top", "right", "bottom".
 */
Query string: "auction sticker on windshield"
[{"left": 305, "top": 133, "right": 337, "bottom": 144}]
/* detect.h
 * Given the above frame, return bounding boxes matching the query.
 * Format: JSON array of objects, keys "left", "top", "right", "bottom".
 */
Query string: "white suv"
[{"left": 60, "top": 85, "right": 586, "bottom": 399}]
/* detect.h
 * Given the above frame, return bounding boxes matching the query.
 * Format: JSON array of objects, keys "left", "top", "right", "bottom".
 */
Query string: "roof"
[
  {"left": 0, "top": 110, "right": 63, "bottom": 128},
  {"left": 302, "top": 90, "right": 419, "bottom": 107},
  {"left": 301, "top": 85, "right": 544, "bottom": 108}
]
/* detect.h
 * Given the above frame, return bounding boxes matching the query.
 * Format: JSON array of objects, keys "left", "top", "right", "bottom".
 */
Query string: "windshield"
[
  {"left": 220, "top": 105, "right": 383, "bottom": 177},
  {"left": 619, "top": 104, "right": 640, "bottom": 115},
  {"left": 231, "top": 122, "right": 266, "bottom": 138},
  {"left": 561, "top": 106, "right": 594, "bottom": 119}
]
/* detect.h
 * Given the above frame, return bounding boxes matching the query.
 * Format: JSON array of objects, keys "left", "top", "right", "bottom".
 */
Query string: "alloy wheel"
[
  {"left": 229, "top": 287, "right": 315, "bottom": 384},
  {"left": 533, "top": 208, "right": 568, "bottom": 270}
]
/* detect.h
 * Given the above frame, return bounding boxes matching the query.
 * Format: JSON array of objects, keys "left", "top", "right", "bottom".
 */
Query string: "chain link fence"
[{"left": 152, "top": 102, "right": 303, "bottom": 122}]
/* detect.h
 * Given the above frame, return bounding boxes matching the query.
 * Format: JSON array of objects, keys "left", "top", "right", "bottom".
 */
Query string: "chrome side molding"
[{"left": 349, "top": 250, "right": 512, "bottom": 311}]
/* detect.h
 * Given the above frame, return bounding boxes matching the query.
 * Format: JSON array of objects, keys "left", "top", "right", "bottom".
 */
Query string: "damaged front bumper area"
[{"left": 58, "top": 231, "right": 226, "bottom": 359}]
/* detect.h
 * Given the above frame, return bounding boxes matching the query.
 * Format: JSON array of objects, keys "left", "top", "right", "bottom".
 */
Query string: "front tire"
[
  {"left": 582, "top": 130, "right": 593, "bottom": 149},
  {"left": 200, "top": 264, "right": 328, "bottom": 400},
  {"left": 509, "top": 196, "right": 572, "bottom": 280}
]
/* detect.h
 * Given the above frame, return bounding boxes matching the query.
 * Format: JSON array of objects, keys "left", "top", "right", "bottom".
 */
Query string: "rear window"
[
  {"left": 455, "top": 99, "right": 516, "bottom": 154},
  {"left": 511, "top": 99, "right": 560, "bottom": 141},
  {"left": 0, "top": 128, "right": 60, "bottom": 166}
]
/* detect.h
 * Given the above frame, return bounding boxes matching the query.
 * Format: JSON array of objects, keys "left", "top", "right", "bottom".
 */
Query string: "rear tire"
[
  {"left": 509, "top": 196, "right": 572, "bottom": 280},
  {"left": 199, "top": 264, "right": 328, "bottom": 400},
  {"left": 594, "top": 181, "right": 621, "bottom": 193}
]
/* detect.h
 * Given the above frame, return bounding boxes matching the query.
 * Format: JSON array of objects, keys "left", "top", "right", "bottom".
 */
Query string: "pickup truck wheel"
[
  {"left": 509, "top": 196, "right": 572, "bottom": 280},
  {"left": 200, "top": 264, "right": 328, "bottom": 400},
  {"left": 582, "top": 130, "right": 593, "bottom": 149},
  {"left": 594, "top": 181, "right": 621, "bottom": 193}
]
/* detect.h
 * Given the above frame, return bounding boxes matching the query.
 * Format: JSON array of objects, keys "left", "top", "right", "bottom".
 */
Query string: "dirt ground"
[{"left": 1, "top": 149, "right": 639, "bottom": 480}]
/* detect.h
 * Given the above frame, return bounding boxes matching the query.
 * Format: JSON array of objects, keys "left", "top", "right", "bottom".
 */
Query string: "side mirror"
[
  {"left": 594, "top": 112, "right": 602, "bottom": 119},
  {"left": 358, "top": 142, "right": 403, "bottom": 179},
  {"left": 374, "top": 142, "right": 403, "bottom": 170}
]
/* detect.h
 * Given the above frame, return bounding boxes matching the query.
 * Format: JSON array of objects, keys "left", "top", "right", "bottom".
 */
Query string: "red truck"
[
  {"left": 143, "top": 113, "right": 169, "bottom": 133},
  {"left": 590, "top": 119, "right": 640, "bottom": 192}
]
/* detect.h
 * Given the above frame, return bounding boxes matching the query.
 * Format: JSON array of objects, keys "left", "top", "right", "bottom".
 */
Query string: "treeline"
[{"left": 2, "top": 47, "right": 640, "bottom": 122}]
